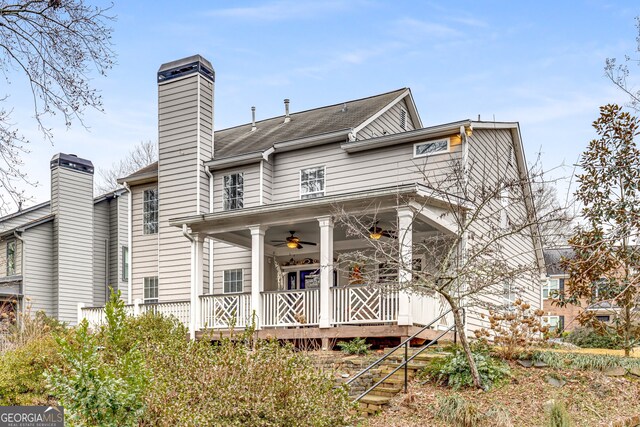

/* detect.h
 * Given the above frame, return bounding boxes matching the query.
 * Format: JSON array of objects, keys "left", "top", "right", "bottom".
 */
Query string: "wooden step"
[
  {"left": 383, "top": 362, "right": 428, "bottom": 370},
  {"left": 359, "top": 394, "right": 392, "bottom": 405}
]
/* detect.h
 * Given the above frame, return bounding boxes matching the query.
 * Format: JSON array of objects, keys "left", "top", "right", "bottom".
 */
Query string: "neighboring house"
[
  {"left": 74, "top": 53, "right": 544, "bottom": 345},
  {"left": 542, "top": 247, "right": 614, "bottom": 332},
  {"left": 0, "top": 154, "right": 129, "bottom": 325}
]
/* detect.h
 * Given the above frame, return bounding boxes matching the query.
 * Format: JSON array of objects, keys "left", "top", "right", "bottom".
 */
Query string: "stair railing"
[{"left": 346, "top": 308, "right": 463, "bottom": 403}]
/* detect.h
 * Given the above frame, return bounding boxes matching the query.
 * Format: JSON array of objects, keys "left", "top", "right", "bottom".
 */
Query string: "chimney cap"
[
  {"left": 158, "top": 54, "right": 215, "bottom": 83},
  {"left": 50, "top": 153, "right": 94, "bottom": 174}
]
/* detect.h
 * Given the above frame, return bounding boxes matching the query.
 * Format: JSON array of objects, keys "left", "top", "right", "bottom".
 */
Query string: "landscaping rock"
[
  {"left": 603, "top": 367, "right": 627, "bottom": 377},
  {"left": 628, "top": 367, "right": 640, "bottom": 378},
  {"left": 341, "top": 373, "right": 350, "bottom": 378},
  {"left": 533, "top": 361, "right": 548, "bottom": 368},
  {"left": 517, "top": 360, "right": 533, "bottom": 368},
  {"left": 546, "top": 375, "right": 566, "bottom": 388}
]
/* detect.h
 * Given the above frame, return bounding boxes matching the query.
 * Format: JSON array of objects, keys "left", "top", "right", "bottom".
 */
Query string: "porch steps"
[{"left": 354, "top": 347, "right": 448, "bottom": 417}]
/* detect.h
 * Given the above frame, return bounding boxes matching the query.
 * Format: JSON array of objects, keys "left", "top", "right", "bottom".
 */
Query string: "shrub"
[
  {"left": 141, "top": 327, "right": 353, "bottom": 426},
  {"left": 336, "top": 337, "right": 371, "bottom": 355},
  {"left": 564, "top": 327, "right": 623, "bottom": 349},
  {"left": 435, "top": 394, "right": 483, "bottom": 427},
  {"left": 46, "top": 291, "right": 149, "bottom": 427},
  {"left": 0, "top": 334, "right": 60, "bottom": 405},
  {"left": 420, "top": 348, "right": 510, "bottom": 390},
  {"left": 546, "top": 400, "right": 572, "bottom": 427},
  {"left": 531, "top": 350, "right": 640, "bottom": 371}
]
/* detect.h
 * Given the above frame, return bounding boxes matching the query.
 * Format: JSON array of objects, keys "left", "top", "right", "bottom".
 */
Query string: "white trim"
[
  {"left": 413, "top": 138, "right": 450, "bottom": 158},
  {"left": 259, "top": 161, "right": 264, "bottom": 205},
  {"left": 299, "top": 165, "right": 326, "bottom": 200},
  {"left": 124, "top": 182, "right": 132, "bottom": 304},
  {"left": 196, "top": 74, "right": 201, "bottom": 215},
  {"left": 352, "top": 89, "right": 410, "bottom": 137}
]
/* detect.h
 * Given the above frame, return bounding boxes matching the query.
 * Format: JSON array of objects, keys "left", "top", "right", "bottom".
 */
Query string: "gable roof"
[{"left": 120, "top": 88, "right": 416, "bottom": 183}]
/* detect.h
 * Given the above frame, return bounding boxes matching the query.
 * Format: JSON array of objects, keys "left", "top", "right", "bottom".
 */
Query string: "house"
[
  {"left": 542, "top": 247, "right": 617, "bottom": 332},
  {"left": 75, "top": 53, "right": 545, "bottom": 346},
  {"left": 0, "top": 154, "right": 129, "bottom": 325}
]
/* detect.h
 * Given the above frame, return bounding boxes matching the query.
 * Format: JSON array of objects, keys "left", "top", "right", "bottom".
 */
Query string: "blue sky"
[{"left": 10, "top": 0, "right": 640, "bottom": 206}]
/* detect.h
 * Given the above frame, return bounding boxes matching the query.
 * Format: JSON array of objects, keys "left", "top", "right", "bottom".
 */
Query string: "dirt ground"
[{"left": 362, "top": 362, "right": 640, "bottom": 427}]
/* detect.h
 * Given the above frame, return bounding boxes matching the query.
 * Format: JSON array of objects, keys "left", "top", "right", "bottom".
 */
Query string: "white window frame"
[
  {"left": 502, "top": 279, "right": 516, "bottom": 306},
  {"left": 542, "top": 315, "right": 560, "bottom": 329},
  {"left": 413, "top": 138, "right": 449, "bottom": 158},
  {"left": 143, "top": 276, "right": 158, "bottom": 303},
  {"left": 6, "top": 240, "right": 16, "bottom": 276},
  {"left": 223, "top": 173, "right": 244, "bottom": 211},
  {"left": 122, "top": 246, "right": 129, "bottom": 281},
  {"left": 143, "top": 189, "right": 158, "bottom": 235},
  {"left": 543, "top": 278, "right": 560, "bottom": 299},
  {"left": 223, "top": 269, "right": 244, "bottom": 294},
  {"left": 299, "top": 165, "right": 326, "bottom": 200}
]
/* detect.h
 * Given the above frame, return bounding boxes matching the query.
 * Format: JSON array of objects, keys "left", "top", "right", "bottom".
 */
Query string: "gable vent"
[{"left": 400, "top": 108, "right": 407, "bottom": 130}]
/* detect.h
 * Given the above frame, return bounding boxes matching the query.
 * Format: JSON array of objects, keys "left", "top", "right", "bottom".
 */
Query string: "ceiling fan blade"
[
  {"left": 297, "top": 241, "right": 317, "bottom": 246},
  {"left": 297, "top": 243, "right": 303, "bottom": 249}
]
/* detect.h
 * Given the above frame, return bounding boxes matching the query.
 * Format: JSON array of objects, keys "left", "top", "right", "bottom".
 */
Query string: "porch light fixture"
[
  {"left": 369, "top": 226, "right": 383, "bottom": 240},
  {"left": 287, "top": 241, "right": 299, "bottom": 249}
]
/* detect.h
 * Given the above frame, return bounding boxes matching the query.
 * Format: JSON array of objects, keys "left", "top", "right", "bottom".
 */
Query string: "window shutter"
[
  {"left": 559, "top": 279, "right": 565, "bottom": 291},
  {"left": 559, "top": 316, "right": 565, "bottom": 332}
]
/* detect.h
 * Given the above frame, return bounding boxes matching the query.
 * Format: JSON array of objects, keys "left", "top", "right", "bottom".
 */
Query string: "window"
[
  {"left": 596, "top": 315, "right": 610, "bottom": 322},
  {"left": 6, "top": 241, "right": 15, "bottom": 276},
  {"left": 502, "top": 279, "right": 516, "bottom": 304},
  {"left": 223, "top": 173, "right": 244, "bottom": 210},
  {"left": 543, "top": 278, "right": 563, "bottom": 299},
  {"left": 414, "top": 138, "right": 449, "bottom": 157},
  {"left": 143, "top": 189, "right": 158, "bottom": 234},
  {"left": 223, "top": 269, "right": 243, "bottom": 293},
  {"left": 122, "top": 246, "right": 129, "bottom": 281},
  {"left": 378, "top": 263, "right": 397, "bottom": 283},
  {"left": 400, "top": 108, "right": 407, "bottom": 130},
  {"left": 143, "top": 276, "right": 158, "bottom": 303},
  {"left": 542, "top": 315, "right": 564, "bottom": 332},
  {"left": 500, "top": 188, "right": 509, "bottom": 228},
  {"left": 300, "top": 166, "right": 325, "bottom": 199}
]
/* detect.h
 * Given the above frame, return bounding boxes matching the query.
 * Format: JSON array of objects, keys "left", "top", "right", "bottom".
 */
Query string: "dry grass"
[
  {"left": 546, "top": 347, "right": 640, "bottom": 358},
  {"left": 362, "top": 362, "right": 640, "bottom": 427}
]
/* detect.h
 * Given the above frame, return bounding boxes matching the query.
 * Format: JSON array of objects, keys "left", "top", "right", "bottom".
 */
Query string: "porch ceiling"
[{"left": 170, "top": 183, "right": 463, "bottom": 238}]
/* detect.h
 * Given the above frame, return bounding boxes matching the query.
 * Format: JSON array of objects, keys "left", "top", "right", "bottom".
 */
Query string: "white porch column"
[
  {"left": 189, "top": 234, "right": 204, "bottom": 340},
  {"left": 397, "top": 207, "right": 414, "bottom": 326},
  {"left": 250, "top": 225, "right": 267, "bottom": 330},
  {"left": 317, "top": 216, "right": 334, "bottom": 329}
]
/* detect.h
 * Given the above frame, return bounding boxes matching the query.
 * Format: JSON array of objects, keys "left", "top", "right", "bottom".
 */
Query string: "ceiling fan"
[
  {"left": 271, "top": 231, "right": 317, "bottom": 249},
  {"left": 369, "top": 221, "right": 396, "bottom": 240}
]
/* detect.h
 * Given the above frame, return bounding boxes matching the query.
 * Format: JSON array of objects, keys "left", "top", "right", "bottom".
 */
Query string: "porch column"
[
  {"left": 317, "top": 216, "right": 334, "bottom": 329},
  {"left": 397, "top": 207, "right": 414, "bottom": 326},
  {"left": 189, "top": 234, "right": 204, "bottom": 340},
  {"left": 250, "top": 225, "right": 267, "bottom": 330}
]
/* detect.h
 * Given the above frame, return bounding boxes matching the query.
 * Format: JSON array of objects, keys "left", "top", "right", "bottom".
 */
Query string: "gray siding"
[
  {"left": 51, "top": 166, "right": 94, "bottom": 323},
  {"left": 22, "top": 221, "right": 53, "bottom": 314},
  {"left": 116, "top": 195, "right": 129, "bottom": 302},
  {"left": 0, "top": 203, "right": 51, "bottom": 233},
  {"left": 131, "top": 183, "right": 158, "bottom": 301},
  {"left": 261, "top": 160, "right": 273, "bottom": 205},
  {"left": 157, "top": 73, "right": 213, "bottom": 301},
  {"left": 93, "top": 200, "right": 109, "bottom": 306},
  {"left": 212, "top": 240, "right": 251, "bottom": 294},
  {"left": 108, "top": 198, "right": 118, "bottom": 291},
  {"left": 359, "top": 99, "right": 416, "bottom": 139}
]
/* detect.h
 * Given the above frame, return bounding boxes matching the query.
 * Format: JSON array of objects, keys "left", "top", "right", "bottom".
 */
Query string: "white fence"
[
  {"left": 79, "top": 300, "right": 191, "bottom": 327},
  {"left": 200, "top": 293, "right": 252, "bottom": 329},
  {"left": 262, "top": 289, "right": 319, "bottom": 327},
  {"left": 331, "top": 285, "right": 399, "bottom": 325}
]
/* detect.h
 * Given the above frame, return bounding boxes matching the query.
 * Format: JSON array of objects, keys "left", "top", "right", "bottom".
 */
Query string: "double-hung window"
[
  {"left": 300, "top": 166, "right": 325, "bottom": 199},
  {"left": 122, "top": 246, "right": 129, "bottom": 281},
  {"left": 143, "top": 189, "right": 159, "bottom": 234},
  {"left": 543, "top": 278, "right": 563, "bottom": 299},
  {"left": 542, "top": 315, "right": 564, "bottom": 332},
  {"left": 223, "top": 173, "right": 244, "bottom": 210},
  {"left": 6, "top": 241, "right": 15, "bottom": 276},
  {"left": 144, "top": 276, "right": 158, "bottom": 303},
  {"left": 223, "top": 269, "right": 243, "bottom": 293}
]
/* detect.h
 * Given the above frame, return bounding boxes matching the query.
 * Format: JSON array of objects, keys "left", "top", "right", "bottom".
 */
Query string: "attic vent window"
[
  {"left": 414, "top": 138, "right": 449, "bottom": 158},
  {"left": 400, "top": 108, "right": 407, "bottom": 130}
]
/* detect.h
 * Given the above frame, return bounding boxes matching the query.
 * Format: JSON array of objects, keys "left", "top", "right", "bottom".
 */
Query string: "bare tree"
[
  {"left": 0, "top": 0, "right": 114, "bottom": 212},
  {"left": 605, "top": 16, "right": 640, "bottom": 111},
  {"left": 95, "top": 140, "right": 157, "bottom": 195},
  {"left": 335, "top": 137, "right": 559, "bottom": 389}
]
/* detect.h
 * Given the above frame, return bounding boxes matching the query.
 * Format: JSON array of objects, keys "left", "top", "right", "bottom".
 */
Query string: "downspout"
[
  {"left": 124, "top": 182, "right": 133, "bottom": 304},
  {"left": 183, "top": 224, "right": 196, "bottom": 339},
  {"left": 204, "top": 166, "right": 214, "bottom": 294},
  {"left": 13, "top": 231, "right": 25, "bottom": 324},
  {"left": 460, "top": 125, "right": 471, "bottom": 336}
]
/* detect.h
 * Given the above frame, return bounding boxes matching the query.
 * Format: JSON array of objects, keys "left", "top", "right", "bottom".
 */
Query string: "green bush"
[
  {"left": 336, "top": 337, "right": 371, "bottom": 355},
  {"left": 420, "top": 348, "right": 510, "bottom": 390},
  {"left": 46, "top": 291, "right": 149, "bottom": 427},
  {"left": 0, "top": 334, "right": 60, "bottom": 405},
  {"left": 564, "top": 327, "right": 622, "bottom": 349},
  {"left": 140, "top": 325, "right": 353, "bottom": 426},
  {"left": 546, "top": 400, "right": 572, "bottom": 427}
]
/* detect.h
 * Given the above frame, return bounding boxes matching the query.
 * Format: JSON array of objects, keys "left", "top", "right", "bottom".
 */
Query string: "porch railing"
[
  {"left": 81, "top": 306, "right": 107, "bottom": 327},
  {"left": 262, "top": 289, "right": 320, "bottom": 327},
  {"left": 141, "top": 300, "right": 190, "bottom": 325},
  {"left": 200, "top": 293, "right": 252, "bottom": 329},
  {"left": 331, "top": 285, "right": 398, "bottom": 325},
  {"left": 411, "top": 292, "right": 453, "bottom": 328}
]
